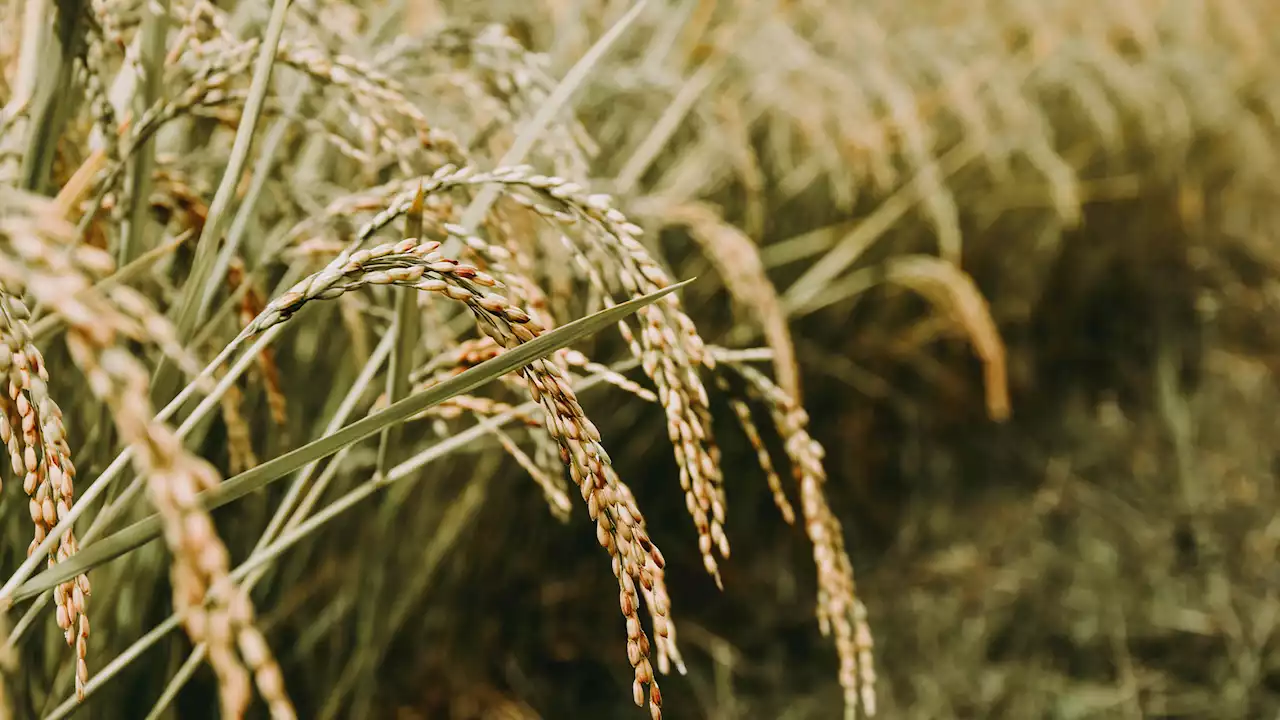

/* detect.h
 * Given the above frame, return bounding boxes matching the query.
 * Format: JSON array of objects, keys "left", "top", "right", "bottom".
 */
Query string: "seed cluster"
[
  {"left": 510, "top": 175, "right": 732, "bottom": 587},
  {"left": 731, "top": 363, "right": 877, "bottom": 719},
  {"left": 0, "top": 297, "right": 90, "bottom": 698},
  {"left": 719, "top": 374, "right": 797, "bottom": 526},
  {"left": 38, "top": 0, "right": 889, "bottom": 707},
  {"left": 227, "top": 259, "right": 288, "bottom": 427},
  {"left": 305, "top": 166, "right": 734, "bottom": 587},
  {"left": 246, "top": 237, "right": 674, "bottom": 718},
  {"left": 0, "top": 198, "right": 296, "bottom": 719}
]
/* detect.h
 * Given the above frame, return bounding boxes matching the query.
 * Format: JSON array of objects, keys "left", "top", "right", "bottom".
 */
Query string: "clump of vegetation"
[
  {"left": 3, "top": 0, "right": 1280, "bottom": 718},
  {"left": 0, "top": 1, "right": 876, "bottom": 718}
]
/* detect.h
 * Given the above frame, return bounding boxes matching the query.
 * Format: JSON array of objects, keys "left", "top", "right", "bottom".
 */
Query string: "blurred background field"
[{"left": 3, "top": 0, "right": 1280, "bottom": 718}]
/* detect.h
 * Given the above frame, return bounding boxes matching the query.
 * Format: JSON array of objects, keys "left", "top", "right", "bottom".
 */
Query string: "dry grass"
[{"left": 1, "top": 0, "right": 1280, "bottom": 718}]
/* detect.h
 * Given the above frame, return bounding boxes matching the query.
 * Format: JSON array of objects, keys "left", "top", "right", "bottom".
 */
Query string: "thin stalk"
[
  {"left": 19, "top": 0, "right": 81, "bottom": 192},
  {"left": 375, "top": 185, "right": 426, "bottom": 477},
  {"left": 320, "top": 467, "right": 492, "bottom": 720},
  {"left": 614, "top": 58, "right": 723, "bottom": 194},
  {"left": 118, "top": 0, "right": 169, "bottom": 266},
  {"left": 450, "top": 0, "right": 651, "bottom": 244},
  {"left": 264, "top": 332, "right": 395, "bottom": 546},
  {"left": 156, "top": 0, "right": 294, "bottom": 401},
  {"left": 201, "top": 84, "right": 311, "bottom": 317}
]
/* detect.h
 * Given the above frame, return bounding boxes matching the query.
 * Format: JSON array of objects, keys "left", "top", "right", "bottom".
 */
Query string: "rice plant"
[
  {"left": 0, "top": 1, "right": 875, "bottom": 718},
  {"left": 4, "top": 0, "right": 1280, "bottom": 717}
]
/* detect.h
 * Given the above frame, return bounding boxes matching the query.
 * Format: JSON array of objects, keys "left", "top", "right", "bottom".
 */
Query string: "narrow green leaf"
[
  {"left": 153, "top": 0, "right": 294, "bottom": 403},
  {"left": 21, "top": 0, "right": 81, "bottom": 193},
  {"left": 377, "top": 183, "right": 426, "bottom": 474},
  {"left": 119, "top": 0, "right": 169, "bottom": 267},
  {"left": 14, "top": 279, "right": 692, "bottom": 601}
]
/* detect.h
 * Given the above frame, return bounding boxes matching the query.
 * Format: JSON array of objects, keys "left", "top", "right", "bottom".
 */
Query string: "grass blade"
[
  {"left": 153, "top": 0, "right": 294, "bottom": 402},
  {"left": 377, "top": 183, "right": 426, "bottom": 475}
]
